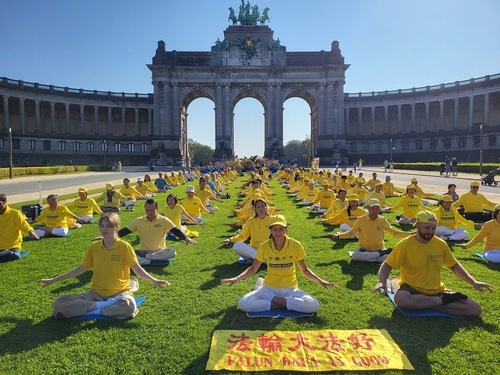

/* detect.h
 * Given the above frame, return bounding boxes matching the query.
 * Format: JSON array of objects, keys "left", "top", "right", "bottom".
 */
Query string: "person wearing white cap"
[
  {"left": 374, "top": 210, "right": 493, "bottom": 317},
  {"left": 330, "top": 198, "right": 410, "bottom": 262},
  {"left": 433, "top": 195, "right": 474, "bottom": 241},
  {"left": 181, "top": 185, "right": 213, "bottom": 223},
  {"left": 221, "top": 216, "right": 338, "bottom": 313},
  {"left": 66, "top": 187, "right": 102, "bottom": 223},
  {"left": 458, "top": 204, "right": 500, "bottom": 263},
  {"left": 135, "top": 177, "right": 155, "bottom": 200}
]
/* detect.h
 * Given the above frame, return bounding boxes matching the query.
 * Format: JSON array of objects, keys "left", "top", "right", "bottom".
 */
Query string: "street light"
[
  {"left": 103, "top": 140, "right": 108, "bottom": 170},
  {"left": 389, "top": 138, "right": 394, "bottom": 163},
  {"left": 8, "top": 127, "right": 13, "bottom": 179}
]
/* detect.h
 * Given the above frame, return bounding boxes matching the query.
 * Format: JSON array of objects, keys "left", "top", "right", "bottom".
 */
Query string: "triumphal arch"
[{"left": 148, "top": 3, "right": 348, "bottom": 164}]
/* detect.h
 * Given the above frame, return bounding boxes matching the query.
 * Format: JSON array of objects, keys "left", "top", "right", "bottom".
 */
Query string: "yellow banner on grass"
[{"left": 206, "top": 329, "right": 413, "bottom": 372}]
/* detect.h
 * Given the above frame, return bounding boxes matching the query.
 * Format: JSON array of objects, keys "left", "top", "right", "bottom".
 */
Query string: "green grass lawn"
[{"left": 1, "top": 176, "right": 498, "bottom": 375}]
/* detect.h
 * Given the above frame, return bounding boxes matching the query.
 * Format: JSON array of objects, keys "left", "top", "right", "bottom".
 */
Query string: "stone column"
[
  {"left": 439, "top": 100, "right": 444, "bottom": 130},
  {"left": 318, "top": 83, "right": 325, "bottom": 136},
  {"left": 344, "top": 107, "right": 349, "bottom": 135},
  {"left": 80, "top": 104, "right": 85, "bottom": 134},
  {"left": 397, "top": 105, "right": 402, "bottom": 133},
  {"left": 484, "top": 93, "right": 489, "bottom": 125},
  {"left": 384, "top": 105, "right": 389, "bottom": 134},
  {"left": 35, "top": 100, "right": 41, "bottom": 132},
  {"left": 275, "top": 83, "right": 283, "bottom": 143},
  {"left": 357, "top": 107, "right": 362, "bottom": 135},
  {"left": 425, "top": 102, "right": 429, "bottom": 132},
  {"left": 2, "top": 96, "right": 9, "bottom": 131},
  {"left": 148, "top": 107, "right": 153, "bottom": 135},
  {"left": 225, "top": 84, "right": 233, "bottom": 152},
  {"left": 453, "top": 98, "right": 459, "bottom": 128},
  {"left": 19, "top": 98, "right": 26, "bottom": 134},
  {"left": 326, "top": 82, "right": 334, "bottom": 135},
  {"left": 370, "top": 106, "right": 375, "bottom": 135},
  {"left": 50, "top": 102, "right": 56, "bottom": 133},
  {"left": 94, "top": 106, "right": 99, "bottom": 135},
  {"left": 266, "top": 83, "right": 274, "bottom": 152},
  {"left": 411, "top": 103, "right": 415, "bottom": 131},
  {"left": 468, "top": 95, "right": 474, "bottom": 130},
  {"left": 172, "top": 83, "right": 180, "bottom": 139},
  {"left": 163, "top": 83, "right": 171, "bottom": 137},
  {"left": 65, "top": 103, "right": 70, "bottom": 134},
  {"left": 121, "top": 106, "right": 126, "bottom": 136},
  {"left": 107, "top": 106, "right": 113, "bottom": 135},
  {"left": 153, "top": 81, "right": 163, "bottom": 137},
  {"left": 135, "top": 106, "right": 140, "bottom": 136}
]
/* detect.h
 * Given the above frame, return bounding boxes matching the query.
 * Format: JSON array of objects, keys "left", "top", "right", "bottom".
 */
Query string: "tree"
[
  {"left": 188, "top": 139, "right": 214, "bottom": 166},
  {"left": 283, "top": 138, "right": 310, "bottom": 166}
]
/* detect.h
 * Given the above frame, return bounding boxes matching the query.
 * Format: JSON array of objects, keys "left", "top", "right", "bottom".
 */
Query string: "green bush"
[{"left": 0, "top": 165, "right": 105, "bottom": 178}]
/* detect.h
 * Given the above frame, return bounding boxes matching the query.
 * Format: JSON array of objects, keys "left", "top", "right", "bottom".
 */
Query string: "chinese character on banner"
[
  {"left": 257, "top": 333, "right": 284, "bottom": 353},
  {"left": 317, "top": 332, "right": 346, "bottom": 352},
  {"left": 227, "top": 333, "right": 254, "bottom": 352},
  {"left": 347, "top": 332, "right": 374, "bottom": 351},
  {"left": 288, "top": 334, "right": 316, "bottom": 352}
]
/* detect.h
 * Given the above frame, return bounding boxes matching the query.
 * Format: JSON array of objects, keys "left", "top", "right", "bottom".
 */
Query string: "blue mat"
[
  {"left": 473, "top": 253, "right": 489, "bottom": 262},
  {"left": 73, "top": 296, "right": 146, "bottom": 321},
  {"left": 387, "top": 292, "right": 463, "bottom": 318},
  {"left": 20, "top": 251, "right": 30, "bottom": 258},
  {"left": 237, "top": 256, "right": 253, "bottom": 265},
  {"left": 247, "top": 308, "right": 315, "bottom": 318},
  {"left": 142, "top": 258, "right": 172, "bottom": 267}
]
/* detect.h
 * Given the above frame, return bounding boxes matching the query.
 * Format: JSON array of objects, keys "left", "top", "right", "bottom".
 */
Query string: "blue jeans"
[{"left": 0, "top": 249, "right": 21, "bottom": 263}]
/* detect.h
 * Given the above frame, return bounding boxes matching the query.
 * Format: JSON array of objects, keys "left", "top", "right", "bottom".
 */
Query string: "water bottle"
[{"left": 390, "top": 276, "right": 400, "bottom": 293}]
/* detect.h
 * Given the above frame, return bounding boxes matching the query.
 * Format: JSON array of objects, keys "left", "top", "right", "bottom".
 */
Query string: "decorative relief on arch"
[
  {"left": 231, "top": 86, "right": 268, "bottom": 109},
  {"left": 181, "top": 87, "right": 216, "bottom": 109},
  {"left": 283, "top": 87, "right": 318, "bottom": 112}
]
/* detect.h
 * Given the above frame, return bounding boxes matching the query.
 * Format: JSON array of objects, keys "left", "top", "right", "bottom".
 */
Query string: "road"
[{"left": 0, "top": 165, "right": 498, "bottom": 205}]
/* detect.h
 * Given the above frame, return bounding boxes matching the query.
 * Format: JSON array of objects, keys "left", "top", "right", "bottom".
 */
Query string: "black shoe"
[
  {"left": 395, "top": 215, "right": 402, "bottom": 220},
  {"left": 378, "top": 248, "right": 393, "bottom": 257},
  {"left": 441, "top": 291, "right": 468, "bottom": 305}
]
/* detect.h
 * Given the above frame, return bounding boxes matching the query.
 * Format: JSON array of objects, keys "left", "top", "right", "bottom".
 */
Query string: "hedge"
[{"left": 0, "top": 165, "right": 105, "bottom": 178}]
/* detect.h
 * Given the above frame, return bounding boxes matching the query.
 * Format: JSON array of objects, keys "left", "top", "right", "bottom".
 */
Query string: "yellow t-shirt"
[
  {"left": 339, "top": 214, "right": 409, "bottom": 250},
  {"left": 385, "top": 235, "right": 457, "bottom": 295},
  {"left": 82, "top": 238, "right": 138, "bottom": 297},
  {"left": 181, "top": 196, "right": 209, "bottom": 217},
  {"left": 135, "top": 184, "right": 153, "bottom": 196},
  {"left": 256, "top": 236, "right": 305, "bottom": 288},
  {"left": 452, "top": 192, "right": 496, "bottom": 213},
  {"left": 350, "top": 186, "right": 370, "bottom": 200},
  {"left": 96, "top": 191, "right": 125, "bottom": 208},
  {"left": 366, "top": 178, "right": 381, "bottom": 191},
  {"left": 35, "top": 205, "right": 74, "bottom": 229},
  {"left": 392, "top": 195, "right": 426, "bottom": 219},
  {"left": 230, "top": 215, "right": 280, "bottom": 249},
  {"left": 66, "top": 197, "right": 103, "bottom": 216},
  {"left": 195, "top": 187, "right": 216, "bottom": 205},
  {"left": 463, "top": 219, "right": 500, "bottom": 251},
  {"left": 326, "top": 207, "right": 366, "bottom": 225},
  {"left": 312, "top": 189, "right": 336, "bottom": 208},
  {"left": 126, "top": 215, "right": 175, "bottom": 251},
  {"left": 120, "top": 186, "right": 143, "bottom": 200},
  {"left": 0, "top": 206, "right": 34, "bottom": 250},
  {"left": 160, "top": 205, "right": 185, "bottom": 227}
]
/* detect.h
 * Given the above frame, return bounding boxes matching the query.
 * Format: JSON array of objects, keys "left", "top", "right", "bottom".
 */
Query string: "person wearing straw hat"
[
  {"left": 181, "top": 185, "right": 213, "bottom": 223},
  {"left": 374, "top": 210, "right": 493, "bottom": 317},
  {"left": 330, "top": 198, "right": 410, "bottom": 262},
  {"left": 221, "top": 216, "right": 338, "bottom": 313},
  {"left": 433, "top": 195, "right": 474, "bottom": 241},
  {"left": 457, "top": 204, "right": 500, "bottom": 263},
  {"left": 452, "top": 181, "right": 497, "bottom": 223}
]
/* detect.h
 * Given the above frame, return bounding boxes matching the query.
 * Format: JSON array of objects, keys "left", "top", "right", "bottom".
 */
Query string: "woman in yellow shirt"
[{"left": 161, "top": 194, "right": 201, "bottom": 238}]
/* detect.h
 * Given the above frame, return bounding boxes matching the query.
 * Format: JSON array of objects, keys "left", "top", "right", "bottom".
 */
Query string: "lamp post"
[
  {"left": 389, "top": 138, "right": 393, "bottom": 163},
  {"left": 8, "top": 127, "right": 13, "bottom": 179},
  {"left": 479, "top": 123, "right": 483, "bottom": 176}
]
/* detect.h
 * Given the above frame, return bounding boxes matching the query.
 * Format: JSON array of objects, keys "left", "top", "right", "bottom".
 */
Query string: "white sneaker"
[
  {"left": 253, "top": 276, "right": 265, "bottom": 290},
  {"left": 129, "top": 279, "right": 139, "bottom": 292}
]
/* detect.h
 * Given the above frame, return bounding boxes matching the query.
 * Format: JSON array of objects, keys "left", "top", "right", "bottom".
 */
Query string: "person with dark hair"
[
  {"left": 458, "top": 204, "right": 500, "bottom": 263},
  {"left": 95, "top": 183, "right": 126, "bottom": 213},
  {"left": 38, "top": 213, "right": 170, "bottom": 319},
  {"left": 0, "top": 193, "right": 40, "bottom": 262},
  {"left": 161, "top": 193, "right": 201, "bottom": 238},
  {"left": 221, "top": 216, "right": 338, "bottom": 313},
  {"left": 33, "top": 194, "right": 84, "bottom": 237},
  {"left": 434, "top": 195, "right": 473, "bottom": 241},
  {"left": 221, "top": 198, "right": 285, "bottom": 262},
  {"left": 443, "top": 183, "right": 459, "bottom": 202},
  {"left": 118, "top": 199, "right": 196, "bottom": 265},
  {"left": 374, "top": 210, "right": 493, "bottom": 317}
]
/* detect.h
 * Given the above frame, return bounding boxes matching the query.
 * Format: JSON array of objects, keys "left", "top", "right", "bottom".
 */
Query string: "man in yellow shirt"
[
  {"left": 373, "top": 210, "right": 493, "bottom": 317},
  {"left": 392, "top": 184, "right": 426, "bottom": 225},
  {"left": 452, "top": 181, "right": 496, "bottom": 223},
  {"left": 66, "top": 187, "right": 103, "bottom": 222},
  {"left": 366, "top": 172, "right": 381, "bottom": 191},
  {"left": 135, "top": 177, "right": 155, "bottom": 199},
  {"left": 118, "top": 199, "right": 195, "bottom": 265},
  {"left": 33, "top": 195, "right": 83, "bottom": 237},
  {"left": 95, "top": 183, "right": 126, "bottom": 213},
  {"left": 382, "top": 176, "right": 401, "bottom": 197},
  {"left": 195, "top": 177, "right": 221, "bottom": 211},
  {"left": 181, "top": 185, "right": 213, "bottom": 223},
  {"left": 310, "top": 180, "right": 335, "bottom": 213},
  {"left": 350, "top": 178, "right": 370, "bottom": 206},
  {"left": 0, "top": 193, "right": 40, "bottom": 262},
  {"left": 330, "top": 198, "right": 409, "bottom": 262}
]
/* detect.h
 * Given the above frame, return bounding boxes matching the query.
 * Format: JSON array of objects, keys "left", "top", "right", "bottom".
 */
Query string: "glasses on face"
[{"left": 472, "top": 186, "right": 479, "bottom": 189}]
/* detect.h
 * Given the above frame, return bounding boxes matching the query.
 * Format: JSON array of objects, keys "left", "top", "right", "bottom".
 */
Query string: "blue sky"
[{"left": 1, "top": 0, "right": 499, "bottom": 157}]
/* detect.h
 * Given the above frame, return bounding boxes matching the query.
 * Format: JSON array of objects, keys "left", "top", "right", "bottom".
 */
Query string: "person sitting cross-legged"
[
  {"left": 66, "top": 187, "right": 103, "bottom": 223},
  {"left": 330, "top": 198, "right": 410, "bottom": 262},
  {"left": 220, "top": 216, "right": 338, "bottom": 313},
  {"left": 33, "top": 194, "right": 84, "bottom": 237},
  {"left": 0, "top": 193, "right": 40, "bottom": 263},
  {"left": 118, "top": 199, "right": 196, "bottom": 266},
  {"left": 452, "top": 181, "right": 496, "bottom": 223},
  {"left": 38, "top": 213, "right": 170, "bottom": 319},
  {"left": 373, "top": 210, "right": 493, "bottom": 317},
  {"left": 433, "top": 195, "right": 474, "bottom": 241}
]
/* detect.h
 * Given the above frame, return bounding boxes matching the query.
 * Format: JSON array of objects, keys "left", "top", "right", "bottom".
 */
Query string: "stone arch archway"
[{"left": 149, "top": 24, "right": 348, "bottom": 166}]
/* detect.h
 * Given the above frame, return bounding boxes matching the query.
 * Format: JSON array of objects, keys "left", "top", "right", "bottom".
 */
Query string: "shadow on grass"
[
  {"left": 50, "top": 273, "right": 92, "bottom": 294},
  {"left": 198, "top": 262, "right": 266, "bottom": 291},
  {"left": 0, "top": 316, "right": 140, "bottom": 356},
  {"left": 368, "top": 312, "right": 498, "bottom": 374},
  {"left": 318, "top": 259, "right": 377, "bottom": 290},
  {"left": 462, "top": 256, "right": 500, "bottom": 271}
]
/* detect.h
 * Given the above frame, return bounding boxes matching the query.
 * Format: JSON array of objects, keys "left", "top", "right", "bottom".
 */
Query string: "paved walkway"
[{"left": 1, "top": 165, "right": 498, "bottom": 205}]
